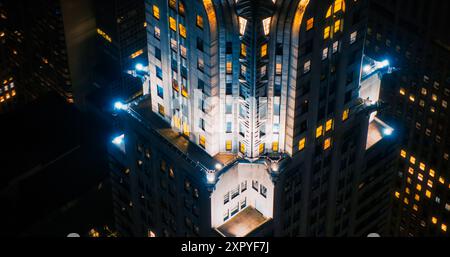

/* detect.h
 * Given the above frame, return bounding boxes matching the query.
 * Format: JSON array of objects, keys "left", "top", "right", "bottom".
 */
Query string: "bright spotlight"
[
  {"left": 207, "top": 173, "right": 216, "bottom": 184},
  {"left": 114, "top": 101, "right": 128, "bottom": 111},
  {"left": 135, "top": 63, "right": 145, "bottom": 71},
  {"left": 215, "top": 163, "right": 223, "bottom": 170},
  {"left": 383, "top": 128, "right": 394, "bottom": 136},
  {"left": 380, "top": 60, "right": 390, "bottom": 67},
  {"left": 363, "top": 65, "right": 372, "bottom": 73},
  {"left": 112, "top": 134, "right": 125, "bottom": 145}
]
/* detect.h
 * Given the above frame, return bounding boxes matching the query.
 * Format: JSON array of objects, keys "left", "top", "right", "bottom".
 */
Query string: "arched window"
[
  {"left": 324, "top": 0, "right": 345, "bottom": 39},
  {"left": 326, "top": 0, "right": 346, "bottom": 18}
]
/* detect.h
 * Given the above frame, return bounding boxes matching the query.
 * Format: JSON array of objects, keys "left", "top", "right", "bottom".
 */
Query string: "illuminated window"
[
  {"left": 240, "top": 142, "right": 246, "bottom": 154},
  {"left": 261, "top": 44, "right": 268, "bottom": 58},
  {"left": 395, "top": 191, "right": 400, "bottom": 198},
  {"left": 183, "top": 123, "right": 190, "bottom": 137},
  {"left": 272, "top": 141, "right": 279, "bottom": 152},
  {"left": 199, "top": 135, "right": 206, "bottom": 148},
  {"left": 410, "top": 156, "right": 416, "bottom": 165},
  {"left": 432, "top": 217, "right": 438, "bottom": 224},
  {"left": 419, "top": 162, "right": 426, "bottom": 171},
  {"left": 405, "top": 188, "right": 410, "bottom": 194},
  {"left": 196, "top": 15, "right": 204, "bottom": 29},
  {"left": 414, "top": 194, "right": 420, "bottom": 201},
  {"left": 158, "top": 104, "right": 165, "bottom": 116},
  {"left": 299, "top": 138, "right": 306, "bottom": 151},
  {"left": 333, "top": 0, "right": 345, "bottom": 13},
  {"left": 399, "top": 88, "right": 406, "bottom": 95},
  {"left": 179, "top": 24, "right": 187, "bottom": 38},
  {"left": 403, "top": 198, "right": 409, "bottom": 205},
  {"left": 259, "top": 143, "right": 265, "bottom": 154},
  {"left": 427, "top": 180, "right": 433, "bottom": 188},
  {"left": 421, "top": 88, "right": 427, "bottom": 95},
  {"left": 413, "top": 204, "right": 419, "bottom": 211},
  {"left": 304, "top": 60, "right": 311, "bottom": 73},
  {"left": 442, "top": 224, "right": 448, "bottom": 232},
  {"left": 400, "top": 149, "right": 407, "bottom": 158},
  {"left": 425, "top": 190, "right": 432, "bottom": 198},
  {"left": 153, "top": 5, "right": 160, "bottom": 20},
  {"left": 178, "top": 2, "right": 185, "bottom": 16},
  {"left": 324, "top": 26, "right": 331, "bottom": 39},
  {"left": 324, "top": 138, "right": 332, "bottom": 150},
  {"left": 306, "top": 18, "right": 314, "bottom": 31},
  {"left": 439, "top": 177, "right": 445, "bottom": 184},
  {"left": 334, "top": 19, "right": 342, "bottom": 33},
  {"left": 418, "top": 173, "right": 423, "bottom": 182},
  {"left": 326, "top": 119, "right": 333, "bottom": 132},
  {"left": 169, "top": 17, "right": 177, "bottom": 31},
  {"left": 225, "top": 140, "right": 233, "bottom": 151},
  {"left": 262, "top": 17, "right": 272, "bottom": 36},
  {"left": 350, "top": 31, "right": 357, "bottom": 44},
  {"left": 316, "top": 126, "right": 323, "bottom": 138},
  {"left": 241, "top": 44, "right": 247, "bottom": 57},
  {"left": 342, "top": 109, "right": 349, "bottom": 121},
  {"left": 430, "top": 169, "right": 435, "bottom": 177},
  {"left": 408, "top": 167, "right": 414, "bottom": 175},
  {"left": 239, "top": 17, "right": 247, "bottom": 35},
  {"left": 432, "top": 94, "right": 438, "bottom": 102},
  {"left": 226, "top": 62, "right": 232, "bottom": 74},
  {"left": 416, "top": 184, "right": 422, "bottom": 191}
]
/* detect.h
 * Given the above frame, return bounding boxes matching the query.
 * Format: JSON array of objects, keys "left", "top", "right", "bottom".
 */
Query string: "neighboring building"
[
  {"left": 109, "top": 0, "right": 397, "bottom": 237},
  {"left": 0, "top": 0, "right": 97, "bottom": 109},
  {"left": 93, "top": 0, "right": 148, "bottom": 101},
  {"left": 365, "top": 0, "right": 450, "bottom": 236}
]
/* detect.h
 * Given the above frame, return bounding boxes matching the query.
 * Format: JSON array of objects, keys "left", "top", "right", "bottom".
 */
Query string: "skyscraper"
[
  {"left": 109, "top": 0, "right": 397, "bottom": 237},
  {"left": 93, "top": 0, "right": 148, "bottom": 101},
  {"left": 365, "top": 0, "right": 450, "bottom": 236}
]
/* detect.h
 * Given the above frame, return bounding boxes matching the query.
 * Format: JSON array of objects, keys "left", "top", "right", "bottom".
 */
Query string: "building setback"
[{"left": 109, "top": 0, "right": 397, "bottom": 237}]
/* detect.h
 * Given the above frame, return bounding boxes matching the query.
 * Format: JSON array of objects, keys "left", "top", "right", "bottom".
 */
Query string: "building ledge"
[{"left": 215, "top": 206, "right": 270, "bottom": 237}]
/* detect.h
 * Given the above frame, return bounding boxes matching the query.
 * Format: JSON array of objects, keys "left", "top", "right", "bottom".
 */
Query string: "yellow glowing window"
[
  {"left": 408, "top": 167, "right": 414, "bottom": 175},
  {"left": 169, "top": 17, "right": 177, "bottom": 31},
  {"left": 173, "top": 116, "right": 181, "bottom": 129},
  {"left": 409, "top": 95, "right": 416, "bottom": 102},
  {"left": 169, "top": 0, "right": 176, "bottom": 9},
  {"left": 427, "top": 180, "right": 433, "bottom": 188},
  {"left": 407, "top": 177, "right": 412, "bottom": 184},
  {"left": 316, "top": 126, "right": 323, "bottom": 138},
  {"left": 432, "top": 217, "right": 438, "bottom": 224},
  {"left": 324, "top": 138, "right": 332, "bottom": 150},
  {"left": 226, "top": 140, "right": 232, "bottom": 151},
  {"left": 158, "top": 104, "right": 165, "bottom": 116},
  {"left": 130, "top": 49, "right": 144, "bottom": 59},
  {"left": 240, "top": 142, "right": 246, "bottom": 154},
  {"left": 419, "top": 163, "right": 426, "bottom": 171},
  {"left": 414, "top": 194, "right": 420, "bottom": 201},
  {"left": 416, "top": 184, "right": 422, "bottom": 191},
  {"left": 439, "top": 177, "right": 445, "bottom": 184},
  {"left": 326, "top": 119, "right": 333, "bottom": 132},
  {"left": 442, "top": 224, "right": 448, "bottom": 232},
  {"left": 334, "top": 19, "right": 342, "bottom": 33},
  {"left": 426, "top": 190, "right": 432, "bottom": 198},
  {"left": 179, "top": 24, "right": 187, "bottom": 38},
  {"left": 197, "top": 15, "right": 204, "bottom": 29},
  {"left": 178, "top": 2, "right": 185, "bottom": 16},
  {"left": 418, "top": 173, "right": 424, "bottom": 181},
  {"left": 413, "top": 204, "right": 419, "bottom": 211},
  {"left": 400, "top": 150, "right": 407, "bottom": 158},
  {"left": 405, "top": 188, "right": 410, "bottom": 194},
  {"left": 403, "top": 198, "right": 409, "bottom": 205},
  {"left": 395, "top": 192, "right": 400, "bottom": 198},
  {"left": 430, "top": 169, "right": 435, "bottom": 178},
  {"left": 326, "top": 7, "right": 332, "bottom": 18},
  {"left": 241, "top": 44, "right": 247, "bottom": 57},
  {"left": 324, "top": 26, "right": 331, "bottom": 39},
  {"left": 261, "top": 44, "right": 268, "bottom": 58},
  {"left": 410, "top": 156, "right": 416, "bottom": 165},
  {"left": 226, "top": 62, "right": 233, "bottom": 74},
  {"left": 299, "top": 138, "right": 306, "bottom": 151},
  {"left": 342, "top": 109, "right": 349, "bottom": 121},
  {"left": 259, "top": 143, "right": 265, "bottom": 154},
  {"left": 183, "top": 123, "right": 190, "bottom": 137},
  {"left": 334, "top": 0, "right": 345, "bottom": 13},
  {"left": 273, "top": 141, "right": 279, "bottom": 152},
  {"left": 306, "top": 18, "right": 314, "bottom": 31},
  {"left": 153, "top": 5, "right": 160, "bottom": 20},
  {"left": 399, "top": 88, "right": 406, "bottom": 95},
  {"left": 432, "top": 94, "right": 438, "bottom": 102},
  {"left": 199, "top": 135, "right": 206, "bottom": 148}
]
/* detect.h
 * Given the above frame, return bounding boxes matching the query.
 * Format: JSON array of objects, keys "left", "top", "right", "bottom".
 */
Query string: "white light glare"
[
  {"left": 215, "top": 163, "right": 223, "bottom": 170},
  {"left": 207, "top": 173, "right": 216, "bottom": 183},
  {"left": 114, "top": 101, "right": 128, "bottom": 111},
  {"left": 112, "top": 134, "right": 125, "bottom": 145},
  {"left": 135, "top": 63, "right": 145, "bottom": 71},
  {"left": 383, "top": 128, "right": 394, "bottom": 136}
]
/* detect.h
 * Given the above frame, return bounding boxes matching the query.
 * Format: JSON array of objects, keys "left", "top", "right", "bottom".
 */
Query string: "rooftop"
[
  {"left": 126, "top": 96, "right": 238, "bottom": 172},
  {"left": 216, "top": 206, "right": 270, "bottom": 237}
]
